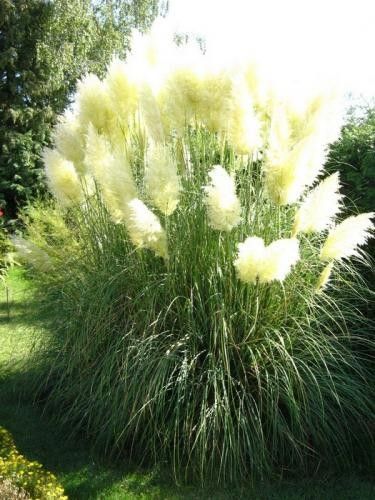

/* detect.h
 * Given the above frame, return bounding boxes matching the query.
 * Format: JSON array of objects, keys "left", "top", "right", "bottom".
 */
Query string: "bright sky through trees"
[{"left": 166, "top": 0, "right": 375, "bottom": 98}]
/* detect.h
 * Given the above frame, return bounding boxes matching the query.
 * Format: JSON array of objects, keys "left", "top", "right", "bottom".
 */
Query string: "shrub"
[
  {"left": 0, "top": 427, "right": 66, "bottom": 499},
  {"left": 325, "top": 104, "right": 375, "bottom": 215},
  {"left": 18, "top": 28, "right": 374, "bottom": 482},
  {"left": 0, "top": 479, "right": 30, "bottom": 500}
]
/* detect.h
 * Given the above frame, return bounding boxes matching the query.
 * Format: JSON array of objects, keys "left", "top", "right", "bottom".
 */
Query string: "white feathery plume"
[
  {"left": 234, "top": 236, "right": 300, "bottom": 284},
  {"left": 234, "top": 236, "right": 265, "bottom": 284},
  {"left": 76, "top": 74, "right": 115, "bottom": 133},
  {"left": 43, "top": 148, "right": 82, "bottom": 206},
  {"left": 264, "top": 90, "right": 343, "bottom": 205},
  {"left": 263, "top": 106, "right": 309, "bottom": 205},
  {"left": 204, "top": 165, "right": 241, "bottom": 231},
  {"left": 126, "top": 199, "right": 168, "bottom": 259},
  {"left": 53, "top": 110, "right": 86, "bottom": 174},
  {"left": 84, "top": 125, "right": 138, "bottom": 222},
  {"left": 145, "top": 143, "right": 181, "bottom": 215},
  {"left": 138, "top": 84, "right": 165, "bottom": 144},
  {"left": 11, "top": 235, "right": 53, "bottom": 272},
  {"left": 226, "top": 81, "right": 262, "bottom": 155},
  {"left": 105, "top": 58, "right": 138, "bottom": 126},
  {"left": 315, "top": 262, "right": 334, "bottom": 293},
  {"left": 320, "top": 213, "right": 374, "bottom": 262},
  {"left": 293, "top": 172, "right": 342, "bottom": 235},
  {"left": 260, "top": 238, "right": 300, "bottom": 283}
]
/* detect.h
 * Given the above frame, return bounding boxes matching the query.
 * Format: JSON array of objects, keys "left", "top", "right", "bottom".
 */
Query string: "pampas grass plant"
[{"left": 16, "top": 26, "right": 374, "bottom": 482}]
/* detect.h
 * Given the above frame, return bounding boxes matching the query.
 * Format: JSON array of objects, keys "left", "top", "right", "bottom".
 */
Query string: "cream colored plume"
[
  {"left": 157, "top": 60, "right": 263, "bottom": 153},
  {"left": 76, "top": 74, "right": 115, "bottom": 134},
  {"left": 126, "top": 199, "right": 168, "bottom": 259},
  {"left": 264, "top": 90, "right": 343, "bottom": 205},
  {"left": 43, "top": 148, "right": 82, "bottom": 206},
  {"left": 293, "top": 172, "right": 342, "bottom": 235},
  {"left": 84, "top": 125, "right": 111, "bottom": 178},
  {"left": 229, "top": 107, "right": 262, "bottom": 156},
  {"left": 235, "top": 236, "right": 300, "bottom": 284},
  {"left": 275, "top": 86, "right": 342, "bottom": 147},
  {"left": 84, "top": 126, "right": 138, "bottom": 222},
  {"left": 195, "top": 69, "right": 234, "bottom": 134},
  {"left": 11, "top": 235, "right": 53, "bottom": 272},
  {"left": 53, "top": 110, "right": 86, "bottom": 174},
  {"left": 264, "top": 107, "right": 305, "bottom": 204},
  {"left": 105, "top": 58, "right": 138, "bottom": 126},
  {"left": 138, "top": 84, "right": 165, "bottom": 143},
  {"left": 320, "top": 213, "right": 374, "bottom": 262},
  {"left": 264, "top": 139, "right": 309, "bottom": 205},
  {"left": 204, "top": 165, "right": 241, "bottom": 231},
  {"left": 245, "top": 61, "right": 272, "bottom": 112},
  {"left": 234, "top": 236, "right": 265, "bottom": 284},
  {"left": 145, "top": 143, "right": 180, "bottom": 215},
  {"left": 226, "top": 81, "right": 262, "bottom": 155},
  {"left": 315, "top": 262, "right": 334, "bottom": 293},
  {"left": 158, "top": 67, "right": 202, "bottom": 135},
  {"left": 260, "top": 238, "right": 300, "bottom": 283},
  {"left": 156, "top": 50, "right": 231, "bottom": 136}
]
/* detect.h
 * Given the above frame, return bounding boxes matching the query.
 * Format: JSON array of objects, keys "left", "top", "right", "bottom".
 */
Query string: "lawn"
[{"left": 0, "top": 267, "right": 374, "bottom": 499}]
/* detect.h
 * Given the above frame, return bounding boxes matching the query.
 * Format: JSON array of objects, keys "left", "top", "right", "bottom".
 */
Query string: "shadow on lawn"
[
  {"left": 0, "top": 272, "right": 126, "bottom": 499},
  {"left": 0, "top": 309, "right": 39, "bottom": 328},
  {"left": 1, "top": 355, "right": 375, "bottom": 499},
  {"left": 0, "top": 368, "right": 155, "bottom": 499}
]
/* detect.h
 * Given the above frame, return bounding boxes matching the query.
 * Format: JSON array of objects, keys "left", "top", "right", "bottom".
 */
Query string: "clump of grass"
[
  {"left": 26, "top": 186, "right": 374, "bottom": 482},
  {"left": 16, "top": 27, "right": 375, "bottom": 482}
]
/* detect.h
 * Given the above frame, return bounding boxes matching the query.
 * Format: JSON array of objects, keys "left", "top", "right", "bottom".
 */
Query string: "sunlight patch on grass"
[{"left": 0, "top": 268, "right": 41, "bottom": 370}]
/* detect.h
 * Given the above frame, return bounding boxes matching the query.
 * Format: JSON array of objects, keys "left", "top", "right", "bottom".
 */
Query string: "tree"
[
  {"left": 0, "top": 0, "right": 161, "bottom": 219},
  {"left": 325, "top": 104, "right": 375, "bottom": 215}
]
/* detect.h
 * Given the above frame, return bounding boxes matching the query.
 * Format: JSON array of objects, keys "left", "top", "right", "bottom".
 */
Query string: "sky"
[{"left": 163, "top": 0, "right": 375, "bottom": 99}]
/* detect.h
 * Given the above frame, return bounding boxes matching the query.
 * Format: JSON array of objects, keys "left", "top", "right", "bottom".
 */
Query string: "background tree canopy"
[
  {"left": 325, "top": 103, "right": 375, "bottom": 215},
  {"left": 0, "top": 0, "right": 162, "bottom": 219}
]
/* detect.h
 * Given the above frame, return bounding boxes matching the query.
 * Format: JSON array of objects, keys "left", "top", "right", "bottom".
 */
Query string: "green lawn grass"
[{"left": 0, "top": 267, "right": 374, "bottom": 499}]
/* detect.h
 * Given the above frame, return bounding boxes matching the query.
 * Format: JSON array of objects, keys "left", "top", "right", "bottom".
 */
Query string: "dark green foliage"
[
  {"left": 0, "top": 0, "right": 160, "bottom": 219},
  {"left": 325, "top": 105, "right": 375, "bottom": 214}
]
